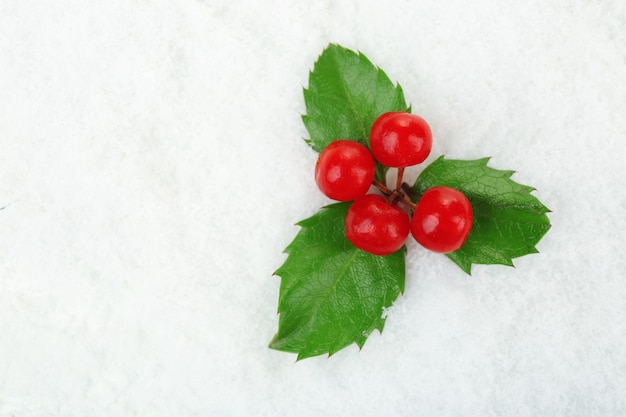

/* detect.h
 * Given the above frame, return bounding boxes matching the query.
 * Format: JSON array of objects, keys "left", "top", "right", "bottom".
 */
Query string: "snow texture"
[{"left": 1, "top": 0, "right": 625, "bottom": 415}]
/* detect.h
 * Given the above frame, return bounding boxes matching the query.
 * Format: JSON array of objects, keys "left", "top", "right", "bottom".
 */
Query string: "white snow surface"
[{"left": 1, "top": 0, "right": 626, "bottom": 415}]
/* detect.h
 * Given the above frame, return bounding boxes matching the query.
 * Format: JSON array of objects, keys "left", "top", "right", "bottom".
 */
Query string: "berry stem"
[
  {"left": 398, "top": 198, "right": 416, "bottom": 210},
  {"left": 372, "top": 179, "right": 393, "bottom": 195},
  {"left": 395, "top": 167, "right": 404, "bottom": 192},
  {"left": 372, "top": 179, "right": 416, "bottom": 210}
]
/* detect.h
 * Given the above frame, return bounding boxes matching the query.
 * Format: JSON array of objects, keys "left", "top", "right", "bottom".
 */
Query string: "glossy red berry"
[
  {"left": 369, "top": 112, "right": 432, "bottom": 168},
  {"left": 315, "top": 140, "right": 376, "bottom": 201},
  {"left": 410, "top": 186, "right": 473, "bottom": 253},
  {"left": 345, "top": 194, "right": 410, "bottom": 256}
]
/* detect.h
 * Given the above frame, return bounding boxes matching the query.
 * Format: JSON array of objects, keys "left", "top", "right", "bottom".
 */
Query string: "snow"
[{"left": 1, "top": 0, "right": 625, "bottom": 415}]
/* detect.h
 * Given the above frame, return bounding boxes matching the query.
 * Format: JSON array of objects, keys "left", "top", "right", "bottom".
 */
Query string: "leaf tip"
[
  {"left": 296, "top": 350, "right": 316, "bottom": 361},
  {"left": 273, "top": 262, "right": 288, "bottom": 276},
  {"left": 357, "top": 49, "right": 374, "bottom": 64},
  {"left": 268, "top": 335, "right": 279, "bottom": 350},
  {"left": 479, "top": 156, "right": 493, "bottom": 165}
]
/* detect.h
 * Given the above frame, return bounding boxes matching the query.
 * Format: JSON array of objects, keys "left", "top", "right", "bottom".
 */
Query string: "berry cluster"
[{"left": 314, "top": 112, "right": 473, "bottom": 256}]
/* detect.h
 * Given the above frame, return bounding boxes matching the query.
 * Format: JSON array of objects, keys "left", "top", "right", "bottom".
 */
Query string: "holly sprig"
[{"left": 270, "top": 44, "right": 551, "bottom": 360}]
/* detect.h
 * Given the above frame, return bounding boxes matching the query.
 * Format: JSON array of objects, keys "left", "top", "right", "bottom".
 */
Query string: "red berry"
[
  {"left": 315, "top": 140, "right": 376, "bottom": 201},
  {"left": 369, "top": 112, "right": 432, "bottom": 168},
  {"left": 345, "top": 194, "right": 410, "bottom": 256},
  {"left": 410, "top": 186, "right": 473, "bottom": 253}
]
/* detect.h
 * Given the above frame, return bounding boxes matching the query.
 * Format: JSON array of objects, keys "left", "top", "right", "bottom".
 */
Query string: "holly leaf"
[
  {"left": 270, "top": 203, "right": 405, "bottom": 360},
  {"left": 302, "top": 44, "right": 410, "bottom": 182},
  {"left": 412, "top": 156, "right": 551, "bottom": 274}
]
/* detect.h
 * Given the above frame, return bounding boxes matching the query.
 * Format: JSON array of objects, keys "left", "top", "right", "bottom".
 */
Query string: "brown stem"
[
  {"left": 372, "top": 179, "right": 393, "bottom": 196},
  {"left": 386, "top": 190, "right": 402, "bottom": 205},
  {"left": 372, "top": 179, "right": 417, "bottom": 210},
  {"left": 398, "top": 196, "right": 416, "bottom": 210},
  {"left": 395, "top": 167, "right": 405, "bottom": 192}
]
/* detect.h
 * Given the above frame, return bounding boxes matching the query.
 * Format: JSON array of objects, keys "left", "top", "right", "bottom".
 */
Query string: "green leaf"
[
  {"left": 302, "top": 44, "right": 410, "bottom": 182},
  {"left": 412, "top": 156, "right": 551, "bottom": 274},
  {"left": 270, "top": 203, "right": 405, "bottom": 360}
]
